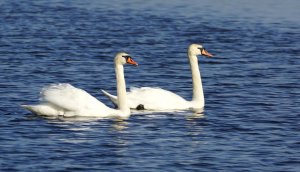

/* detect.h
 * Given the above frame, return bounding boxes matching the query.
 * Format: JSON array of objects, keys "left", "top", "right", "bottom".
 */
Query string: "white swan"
[
  {"left": 22, "top": 52, "right": 138, "bottom": 118},
  {"left": 102, "top": 44, "right": 213, "bottom": 111}
]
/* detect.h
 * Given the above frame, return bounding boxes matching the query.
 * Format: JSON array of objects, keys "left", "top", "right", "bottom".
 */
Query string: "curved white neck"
[
  {"left": 188, "top": 52, "right": 204, "bottom": 107},
  {"left": 115, "top": 63, "right": 130, "bottom": 117}
]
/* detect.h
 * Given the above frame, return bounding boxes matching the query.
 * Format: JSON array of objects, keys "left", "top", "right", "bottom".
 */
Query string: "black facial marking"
[
  {"left": 122, "top": 55, "right": 131, "bottom": 60},
  {"left": 198, "top": 47, "right": 205, "bottom": 51}
]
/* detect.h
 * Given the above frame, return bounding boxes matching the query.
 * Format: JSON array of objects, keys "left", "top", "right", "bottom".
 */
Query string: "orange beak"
[
  {"left": 126, "top": 57, "right": 138, "bottom": 66},
  {"left": 201, "top": 49, "right": 213, "bottom": 57}
]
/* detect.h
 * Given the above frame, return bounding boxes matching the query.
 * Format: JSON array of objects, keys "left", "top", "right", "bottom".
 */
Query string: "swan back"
[
  {"left": 127, "top": 87, "right": 190, "bottom": 110},
  {"left": 41, "top": 83, "right": 111, "bottom": 114}
]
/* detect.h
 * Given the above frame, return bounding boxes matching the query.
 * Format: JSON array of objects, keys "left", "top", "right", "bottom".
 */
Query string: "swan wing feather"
[
  {"left": 127, "top": 87, "right": 190, "bottom": 110},
  {"left": 101, "top": 89, "right": 118, "bottom": 106},
  {"left": 41, "top": 83, "right": 110, "bottom": 112}
]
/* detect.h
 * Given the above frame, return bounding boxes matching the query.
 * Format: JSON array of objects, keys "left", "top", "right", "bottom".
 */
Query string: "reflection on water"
[
  {"left": 43, "top": 115, "right": 130, "bottom": 131},
  {"left": 112, "top": 120, "right": 129, "bottom": 131},
  {"left": 186, "top": 112, "right": 205, "bottom": 120},
  {"left": 41, "top": 116, "right": 131, "bottom": 145}
]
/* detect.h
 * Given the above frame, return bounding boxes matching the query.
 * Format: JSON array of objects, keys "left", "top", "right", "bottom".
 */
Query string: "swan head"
[
  {"left": 115, "top": 52, "right": 138, "bottom": 66},
  {"left": 188, "top": 44, "right": 213, "bottom": 57}
]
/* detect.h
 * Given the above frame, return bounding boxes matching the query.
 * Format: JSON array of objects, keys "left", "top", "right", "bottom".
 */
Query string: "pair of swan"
[{"left": 22, "top": 44, "right": 213, "bottom": 118}]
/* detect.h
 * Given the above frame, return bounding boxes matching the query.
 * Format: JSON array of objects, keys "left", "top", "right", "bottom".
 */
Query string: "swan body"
[
  {"left": 102, "top": 87, "right": 190, "bottom": 110},
  {"left": 22, "top": 52, "right": 138, "bottom": 118},
  {"left": 102, "top": 44, "right": 213, "bottom": 111}
]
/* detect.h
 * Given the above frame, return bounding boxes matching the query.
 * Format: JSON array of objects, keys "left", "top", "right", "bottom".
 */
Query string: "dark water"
[{"left": 1, "top": 0, "right": 299, "bottom": 171}]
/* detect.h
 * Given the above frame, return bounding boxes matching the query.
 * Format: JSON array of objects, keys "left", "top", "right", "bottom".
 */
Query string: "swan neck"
[
  {"left": 188, "top": 53, "right": 204, "bottom": 106},
  {"left": 115, "top": 63, "right": 130, "bottom": 117}
]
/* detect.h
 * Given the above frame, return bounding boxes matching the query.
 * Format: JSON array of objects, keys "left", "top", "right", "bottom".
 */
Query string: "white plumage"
[
  {"left": 102, "top": 87, "right": 190, "bottom": 110},
  {"left": 102, "top": 44, "right": 213, "bottom": 111},
  {"left": 22, "top": 52, "right": 138, "bottom": 118},
  {"left": 22, "top": 83, "right": 113, "bottom": 117}
]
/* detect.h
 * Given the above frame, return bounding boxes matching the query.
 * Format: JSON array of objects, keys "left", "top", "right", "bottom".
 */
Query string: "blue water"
[{"left": 1, "top": 0, "right": 300, "bottom": 171}]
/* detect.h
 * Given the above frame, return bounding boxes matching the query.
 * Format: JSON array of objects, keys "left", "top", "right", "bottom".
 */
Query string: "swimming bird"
[
  {"left": 22, "top": 52, "right": 138, "bottom": 118},
  {"left": 102, "top": 44, "right": 213, "bottom": 111}
]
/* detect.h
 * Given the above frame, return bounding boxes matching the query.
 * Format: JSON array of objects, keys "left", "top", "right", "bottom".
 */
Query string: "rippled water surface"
[{"left": 1, "top": 0, "right": 299, "bottom": 171}]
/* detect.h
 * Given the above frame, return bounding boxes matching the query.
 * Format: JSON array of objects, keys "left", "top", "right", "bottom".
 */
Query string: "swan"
[
  {"left": 21, "top": 52, "right": 138, "bottom": 118},
  {"left": 102, "top": 44, "right": 213, "bottom": 111}
]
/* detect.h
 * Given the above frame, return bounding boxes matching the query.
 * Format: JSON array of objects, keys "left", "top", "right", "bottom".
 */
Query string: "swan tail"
[
  {"left": 21, "top": 104, "right": 63, "bottom": 116},
  {"left": 21, "top": 104, "right": 45, "bottom": 115},
  {"left": 21, "top": 105, "right": 35, "bottom": 111},
  {"left": 101, "top": 90, "right": 118, "bottom": 106}
]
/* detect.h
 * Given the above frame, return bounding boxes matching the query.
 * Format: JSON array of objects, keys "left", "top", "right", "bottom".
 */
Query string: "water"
[{"left": 0, "top": 0, "right": 299, "bottom": 171}]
